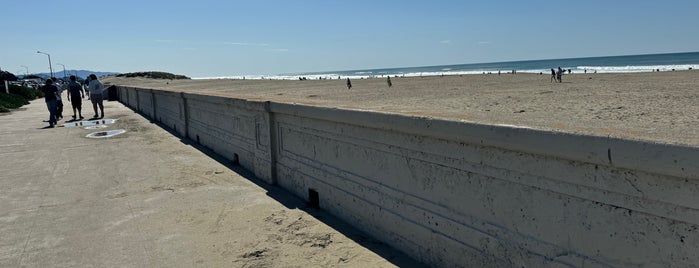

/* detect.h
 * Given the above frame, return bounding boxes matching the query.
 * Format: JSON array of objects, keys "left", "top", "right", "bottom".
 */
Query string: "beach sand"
[{"left": 104, "top": 70, "right": 699, "bottom": 146}]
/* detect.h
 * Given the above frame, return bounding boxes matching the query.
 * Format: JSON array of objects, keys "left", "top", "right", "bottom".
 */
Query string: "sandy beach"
[{"left": 103, "top": 71, "right": 699, "bottom": 146}]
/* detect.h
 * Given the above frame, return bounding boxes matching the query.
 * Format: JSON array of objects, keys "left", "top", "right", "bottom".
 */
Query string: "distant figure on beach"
[
  {"left": 346, "top": 78, "right": 352, "bottom": 89},
  {"left": 550, "top": 68, "right": 556, "bottom": 82},
  {"left": 88, "top": 74, "right": 105, "bottom": 118},
  {"left": 557, "top": 67, "right": 563, "bottom": 82},
  {"left": 41, "top": 79, "right": 58, "bottom": 128},
  {"left": 387, "top": 76, "right": 392, "bottom": 87},
  {"left": 67, "top": 75, "right": 84, "bottom": 120}
]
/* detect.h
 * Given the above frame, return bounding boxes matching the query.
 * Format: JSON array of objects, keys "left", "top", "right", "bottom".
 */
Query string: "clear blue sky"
[{"left": 2, "top": 0, "right": 698, "bottom": 78}]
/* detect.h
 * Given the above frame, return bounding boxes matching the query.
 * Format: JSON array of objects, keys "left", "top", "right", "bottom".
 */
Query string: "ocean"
[{"left": 199, "top": 51, "right": 699, "bottom": 80}]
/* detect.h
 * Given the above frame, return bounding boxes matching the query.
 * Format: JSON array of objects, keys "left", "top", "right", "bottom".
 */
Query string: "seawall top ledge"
[{"left": 270, "top": 102, "right": 699, "bottom": 180}]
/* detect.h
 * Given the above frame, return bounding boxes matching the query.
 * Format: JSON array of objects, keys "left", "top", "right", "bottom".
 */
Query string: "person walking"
[
  {"left": 67, "top": 75, "right": 85, "bottom": 120},
  {"left": 83, "top": 75, "right": 91, "bottom": 99},
  {"left": 41, "top": 79, "right": 58, "bottom": 128},
  {"left": 557, "top": 67, "right": 563, "bottom": 83},
  {"left": 346, "top": 78, "right": 352, "bottom": 89},
  {"left": 387, "top": 76, "right": 392, "bottom": 88},
  {"left": 87, "top": 74, "right": 105, "bottom": 118},
  {"left": 52, "top": 77, "right": 64, "bottom": 120},
  {"left": 550, "top": 68, "right": 556, "bottom": 82}
]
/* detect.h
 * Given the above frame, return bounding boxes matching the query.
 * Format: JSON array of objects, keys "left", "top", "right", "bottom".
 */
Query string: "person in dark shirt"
[
  {"left": 550, "top": 68, "right": 556, "bottom": 82},
  {"left": 557, "top": 67, "right": 563, "bottom": 82},
  {"left": 41, "top": 79, "right": 58, "bottom": 127},
  {"left": 66, "top": 75, "right": 85, "bottom": 120}
]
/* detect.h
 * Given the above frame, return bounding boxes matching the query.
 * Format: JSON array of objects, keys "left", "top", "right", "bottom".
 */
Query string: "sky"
[{"left": 1, "top": 0, "right": 698, "bottom": 78}]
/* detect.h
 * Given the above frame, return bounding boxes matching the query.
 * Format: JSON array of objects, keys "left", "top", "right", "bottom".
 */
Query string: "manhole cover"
[
  {"left": 86, "top": 129, "right": 126, "bottom": 138},
  {"left": 64, "top": 119, "right": 118, "bottom": 128},
  {"left": 85, "top": 125, "right": 108, "bottom": 130}
]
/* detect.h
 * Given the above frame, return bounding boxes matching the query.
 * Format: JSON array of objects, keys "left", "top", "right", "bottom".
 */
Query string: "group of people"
[
  {"left": 550, "top": 67, "right": 565, "bottom": 83},
  {"left": 344, "top": 76, "right": 393, "bottom": 89},
  {"left": 41, "top": 74, "right": 105, "bottom": 128}
]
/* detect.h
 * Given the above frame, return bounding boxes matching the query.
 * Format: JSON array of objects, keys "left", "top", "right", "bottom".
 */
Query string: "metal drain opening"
[
  {"left": 64, "top": 119, "right": 118, "bottom": 128},
  {"left": 86, "top": 129, "right": 126, "bottom": 138}
]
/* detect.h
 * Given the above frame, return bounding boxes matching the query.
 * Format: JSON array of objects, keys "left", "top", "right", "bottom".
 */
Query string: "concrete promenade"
[{"left": 0, "top": 100, "right": 420, "bottom": 267}]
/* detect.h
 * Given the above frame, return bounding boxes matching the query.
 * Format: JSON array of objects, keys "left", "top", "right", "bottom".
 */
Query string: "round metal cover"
[{"left": 86, "top": 129, "right": 126, "bottom": 138}]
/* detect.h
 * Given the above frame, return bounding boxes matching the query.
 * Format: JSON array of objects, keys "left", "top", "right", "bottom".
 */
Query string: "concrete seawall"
[{"left": 117, "top": 86, "right": 699, "bottom": 267}]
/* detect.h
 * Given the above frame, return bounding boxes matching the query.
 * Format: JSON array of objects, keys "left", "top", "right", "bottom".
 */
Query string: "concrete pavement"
[{"left": 0, "top": 99, "right": 421, "bottom": 267}]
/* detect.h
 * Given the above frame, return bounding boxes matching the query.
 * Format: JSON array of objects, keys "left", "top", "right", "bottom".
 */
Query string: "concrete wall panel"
[
  {"left": 186, "top": 97, "right": 256, "bottom": 171},
  {"left": 126, "top": 88, "right": 140, "bottom": 111},
  {"left": 135, "top": 89, "right": 154, "bottom": 118},
  {"left": 153, "top": 91, "right": 186, "bottom": 136}
]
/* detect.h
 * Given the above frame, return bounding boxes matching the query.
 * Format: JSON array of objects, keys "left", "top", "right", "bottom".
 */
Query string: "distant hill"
[
  {"left": 116, "top": 71, "right": 190, "bottom": 80},
  {"left": 30, "top": 70, "right": 120, "bottom": 79}
]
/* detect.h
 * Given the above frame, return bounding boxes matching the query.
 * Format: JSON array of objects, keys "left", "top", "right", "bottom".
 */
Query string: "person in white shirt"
[
  {"left": 87, "top": 74, "right": 105, "bottom": 118},
  {"left": 52, "top": 77, "right": 64, "bottom": 120}
]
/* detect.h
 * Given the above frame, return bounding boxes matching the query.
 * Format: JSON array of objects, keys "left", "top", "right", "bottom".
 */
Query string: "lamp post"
[
  {"left": 20, "top": 65, "right": 29, "bottom": 76},
  {"left": 57, "top": 63, "right": 67, "bottom": 81},
  {"left": 36, "top": 51, "right": 54, "bottom": 78}
]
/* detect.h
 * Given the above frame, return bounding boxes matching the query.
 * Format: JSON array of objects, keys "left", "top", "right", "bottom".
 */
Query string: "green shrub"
[
  {"left": 0, "top": 92, "right": 29, "bottom": 111},
  {"left": 0, "top": 84, "right": 45, "bottom": 112},
  {"left": 9, "top": 85, "right": 41, "bottom": 100}
]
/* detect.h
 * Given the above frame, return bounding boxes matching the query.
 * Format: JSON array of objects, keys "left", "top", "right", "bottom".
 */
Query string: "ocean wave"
[
  {"left": 193, "top": 52, "right": 699, "bottom": 79},
  {"left": 193, "top": 64, "right": 697, "bottom": 80},
  {"left": 576, "top": 64, "right": 697, "bottom": 73}
]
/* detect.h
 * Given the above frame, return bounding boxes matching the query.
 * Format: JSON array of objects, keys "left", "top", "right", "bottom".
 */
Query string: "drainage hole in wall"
[
  {"left": 232, "top": 153, "right": 239, "bottom": 166},
  {"left": 308, "top": 189, "right": 319, "bottom": 209},
  {"left": 196, "top": 135, "right": 200, "bottom": 145}
]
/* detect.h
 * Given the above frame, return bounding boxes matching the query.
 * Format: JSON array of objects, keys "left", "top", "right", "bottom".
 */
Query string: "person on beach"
[
  {"left": 52, "top": 77, "right": 64, "bottom": 120},
  {"left": 87, "top": 74, "right": 105, "bottom": 118},
  {"left": 41, "top": 79, "right": 58, "bottom": 128},
  {"left": 387, "top": 76, "right": 392, "bottom": 88},
  {"left": 550, "top": 68, "right": 556, "bottom": 82},
  {"left": 557, "top": 67, "right": 563, "bottom": 82},
  {"left": 66, "top": 75, "right": 84, "bottom": 120},
  {"left": 346, "top": 78, "right": 352, "bottom": 89}
]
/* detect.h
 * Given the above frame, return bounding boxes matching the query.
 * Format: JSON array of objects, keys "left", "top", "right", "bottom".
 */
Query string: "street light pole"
[
  {"left": 36, "top": 51, "right": 54, "bottom": 78},
  {"left": 20, "top": 65, "right": 29, "bottom": 76},
  {"left": 57, "top": 63, "right": 67, "bottom": 80}
]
